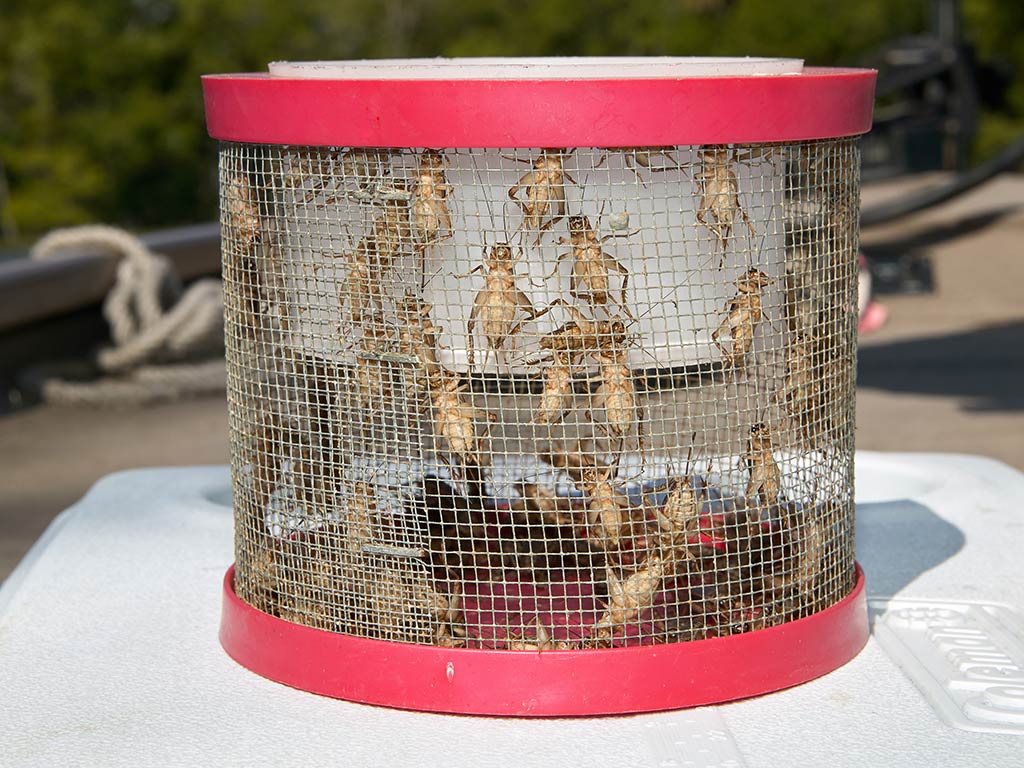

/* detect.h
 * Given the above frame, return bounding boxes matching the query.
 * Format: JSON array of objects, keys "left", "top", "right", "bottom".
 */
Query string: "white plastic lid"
[{"left": 267, "top": 57, "right": 805, "bottom": 80}]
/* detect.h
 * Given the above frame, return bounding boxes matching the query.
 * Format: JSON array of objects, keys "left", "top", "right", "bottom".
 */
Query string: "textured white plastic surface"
[
  {"left": 267, "top": 57, "right": 805, "bottom": 80},
  {"left": 870, "top": 598, "right": 1024, "bottom": 734},
  {"left": 1, "top": 452, "right": 1023, "bottom": 766}
]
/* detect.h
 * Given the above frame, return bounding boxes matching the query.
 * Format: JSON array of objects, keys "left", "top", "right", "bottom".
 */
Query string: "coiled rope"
[{"left": 30, "top": 225, "right": 225, "bottom": 405}]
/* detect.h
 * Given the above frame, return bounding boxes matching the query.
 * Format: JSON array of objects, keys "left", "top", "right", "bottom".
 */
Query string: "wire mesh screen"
[{"left": 220, "top": 140, "right": 859, "bottom": 650}]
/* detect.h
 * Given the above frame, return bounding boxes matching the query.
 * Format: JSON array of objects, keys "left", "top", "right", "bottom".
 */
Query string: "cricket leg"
[
  {"left": 452, "top": 262, "right": 485, "bottom": 280},
  {"left": 711, "top": 315, "right": 732, "bottom": 363},
  {"left": 507, "top": 291, "right": 542, "bottom": 337},
  {"left": 466, "top": 304, "right": 480, "bottom": 367},
  {"left": 610, "top": 258, "right": 633, "bottom": 317},
  {"left": 650, "top": 150, "right": 683, "bottom": 173},
  {"left": 741, "top": 206, "right": 756, "bottom": 237},
  {"left": 600, "top": 228, "right": 641, "bottom": 243},
  {"left": 547, "top": 245, "right": 571, "bottom": 279},
  {"left": 508, "top": 178, "right": 533, "bottom": 220},
  {"left": 635, "top": 405, "right": 647, "bottom": 468},
  {"left": 535, "top": 188, "right": 567, "bottom": 243}
]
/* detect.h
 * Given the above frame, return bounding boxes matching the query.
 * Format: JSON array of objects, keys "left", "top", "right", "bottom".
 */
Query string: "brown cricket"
[
  {"left": 349, "top": 326, "right": 395, "bottom": 411},
  {"left": 555, "top": 215, "right": 632, "bottom": 313},
  {"left": 334, "top": 244, "right": 381, "bottom": 326},
  {"left": 396, "top": 292, "right": 444, "bottom": 382},
  {"left": 284, "top": 148, "right": 402, "bottom": 205},
  {"left": 514, "top": 480, "right": 583, "bottom": 528},
  {"left": 780, "top": 332, "right": 820, "bottom": 441},
  {"left": 424, "top": 582, "right": 467, "bottom": 647},
  {"left": 429, "top": 369, "right": 497, "bottom": 469},
  {"left": 783, "top": 238, "right": 820, "bottom": 337},
  {"left": 590, "top": 345, "right": 643, "bottom": 453},
  {"left": 224, "top": 172, "right": 262, "bottom": 250},
  {"left": 695, "top": 145, "right": 756, "bottom": 253},
  {"left": 411, "top": 149, "right": 453, "bottom": 245},
  {"left": 772, "top": 476, "right": 829, "bottom": 598},
  {"left": 537, "top": 299, "right": 629, "bottom": 357},
  {"left": 343, "top": 480, "right": 380, "bottom": 554},
  {"left": 370, "top": 196, "right": 414, "bottom": 270},
  {"left": 541, "top": 443, "right": 633, "bottom": 550},
  {"left": 743, "top": 422, "right": 783, "bottom": 506},
  {"left": 711, "top": 268, "right": 773, "bottom": 368},
  {"left": 464, "top": 244, "right": 543, "bottom": 369},
  {"left": 593, "top": 556, "right": 669, "bottom": 641},
  {"left": 576, "top": 461, "right": 635, "bottom": 551},
  {"left": 370, "top": 568, "right": 413, "bottom": 640},
  {"left": 654, "top": 445, "right": 704, "bottom": 552},
  {"left": 508, "top": 149, "right": 576, "bottom": 238},
  {"left": 818, "top": 351, "right": 850, "bottom": 436},
  {"left": 781, "top": 512, "right": 825, "bottom": 595},
  {"left": 530, "top": 351, "right": 577, "bottom": 426},
  {"left": 281, "top": 147, "right": 335, "bottom": 201},
  {"left": 340, "top": 148, "right": 399, "bottom": 183},
  {"left": 223, "top": 171, "right": 268, "bottom": 337}
]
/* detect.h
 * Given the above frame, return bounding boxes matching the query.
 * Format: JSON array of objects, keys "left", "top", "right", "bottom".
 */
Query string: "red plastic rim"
[
  {"left": 220, "top": 564, "right": 868, "bottom": 716},
  {"left": 202, "top": 67, "right": 875, "bottom": 147}
]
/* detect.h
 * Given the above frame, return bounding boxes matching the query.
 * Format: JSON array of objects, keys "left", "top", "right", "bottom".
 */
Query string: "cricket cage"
[{"left": 203, "top": 58, "right": 876, "bottom": 716}]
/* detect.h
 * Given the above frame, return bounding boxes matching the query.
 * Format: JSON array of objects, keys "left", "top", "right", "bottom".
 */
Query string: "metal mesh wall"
[{"left": 220, "top": 141, "right": 859, "bottom": 650}]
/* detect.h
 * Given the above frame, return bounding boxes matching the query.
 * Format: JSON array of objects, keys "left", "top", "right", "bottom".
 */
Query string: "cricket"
[
  {"left": 369, "top": 196, "right": 414, "bottom": 270},
  {"left": 463, "top": 244, "right": 544, "bottom": 370},
  {"left": 224, "top": 172, "right": 262, "bottom": 251},
  {"left": 429, "top": 369, "right": 497, "bottom": 470},
  {"left": 506, "top": 618, "right": 574, "bottom": 651},
  {"left": 554, "top": 214, "right": 633, "bottom": 313},
  {"left": 743, "top": 422, "right": 783, "bottom": 507},
  {"left": 779, "top": 332, "right": 820, "bottom": 441},
  {"left": 654, "top": 444, "right": 705, "bottom": 552},
  {"left": 589, "top": 345, "right": 644, "bottom": 455},
  {"left": 711, "top": 268, "right": 774, "bottom": 368},
  {"left": 536, "top": 299, "right": 630, "bottom": 358},
  {"left": 411, "top": 149, "right": 453, "bottom": 245},
  {"left": 423, "top": 583, "right": 467, "bottom": 647},
  {"left": 530, "top": 351, "right": 577, "bottom": 426},
  {"left": 695, "top": 144, "right": 757, "bottom": 255},
  {"left": 507, "top": 149, "right": 576, "bottom": 239},
  {"left": 396, "top": 292, "right": 445, "bottom": 382},
  {"left": 596, "top": 146, "right": 682, "bottom": 178},
  {"left": 592, "top": 556, "right": 669, "bottom": 644},
  {"left": 334, "top": 245, "right": 381, "bottom": 326}
]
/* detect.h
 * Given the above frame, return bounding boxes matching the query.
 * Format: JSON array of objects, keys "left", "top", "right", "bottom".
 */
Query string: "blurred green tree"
[{"left": 0, "top": 0, "right": 1018, "bottom": 243}]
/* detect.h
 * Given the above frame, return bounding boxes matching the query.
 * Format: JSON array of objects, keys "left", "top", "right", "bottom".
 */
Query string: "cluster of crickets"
[{"left": 224, "top": 143, "right": 847, "bottom": 649}]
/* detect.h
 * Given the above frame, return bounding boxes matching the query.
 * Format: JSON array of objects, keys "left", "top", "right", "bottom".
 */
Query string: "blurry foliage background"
[{"left": 0, "top": 0, "right": 1020, "bottom": 243}]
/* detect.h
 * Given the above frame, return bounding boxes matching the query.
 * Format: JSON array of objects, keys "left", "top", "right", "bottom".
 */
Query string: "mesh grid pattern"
[{"left": 220, "top": 140, "right": 859, "bottom": 649}]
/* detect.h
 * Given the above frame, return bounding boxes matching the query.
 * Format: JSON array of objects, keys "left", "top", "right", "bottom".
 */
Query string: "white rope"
[
  {"left": 39, "top": 360, "right": 227, "bottom": 407},
  {"left": 30, "top": 225, "right": 225, "bottom": 405}
]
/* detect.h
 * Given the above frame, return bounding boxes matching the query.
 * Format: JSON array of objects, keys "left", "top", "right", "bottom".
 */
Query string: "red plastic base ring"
[{"left": 220, "top": 564, "right": 867, "bottom": 716}]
